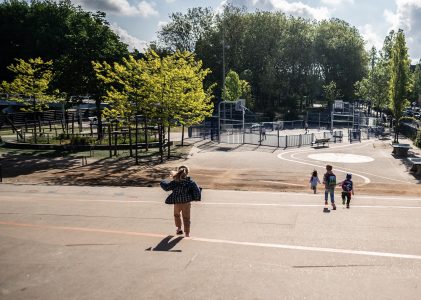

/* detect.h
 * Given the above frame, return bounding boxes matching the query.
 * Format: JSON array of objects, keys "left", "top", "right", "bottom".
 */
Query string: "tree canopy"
[
  {"left": 93, "top": 50, "right": 214, "bottom": 126},
  {"left": 388, "top": 30, "right": 411, "bottom": 142},
  {"left": 0, "top": 0, "right": 129, "bottom": 99},
  {"left": 179, "top": 7, "right": 367, "bottom": 115},
  {"left": 1, "top": 57, "right": 58, "bottom": 112}
]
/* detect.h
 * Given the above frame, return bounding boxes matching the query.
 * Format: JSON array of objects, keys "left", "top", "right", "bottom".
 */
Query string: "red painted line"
[
  {"left": 2, "top": 220, "right": 421, "bottom": 260},
  {"left": 0, "top": 220, "right": 167, "bottom": 239}
]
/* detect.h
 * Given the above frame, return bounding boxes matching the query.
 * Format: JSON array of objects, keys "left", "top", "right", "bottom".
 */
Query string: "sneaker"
[
  {"left": 176, "top": 229, "right": 183, "bottom": 235},
  {"left": 346, "top": 205, "right": 350, "bottom": 209},
  {"left": 332, "top": 204, "right": 336, "bottom": 210}
]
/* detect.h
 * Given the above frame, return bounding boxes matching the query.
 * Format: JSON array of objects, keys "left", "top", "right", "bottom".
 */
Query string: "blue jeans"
[{"left": 325, "top": 189, "right": 335, "bottom": 203}]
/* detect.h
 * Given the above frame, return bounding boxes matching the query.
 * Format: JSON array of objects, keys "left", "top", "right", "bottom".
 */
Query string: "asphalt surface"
[{"left": 1, "top": 184, "right": 421, "bottom": 299}]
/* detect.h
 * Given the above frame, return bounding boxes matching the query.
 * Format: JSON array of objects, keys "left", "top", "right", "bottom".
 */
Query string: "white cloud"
[
  {"left": 157, "top": 20, "right": 169, "bottom": 29},
  {"left": 384, "top": 0, "right": 421, "bottom": 61},
  {"left": 136, "top": 1, "right": 159, "bottom": 17},
  {"left": 359, "top": 24, "right": 383, "bottom": 52},
  {"left": 110, "top": 23, "right": 148, "bottom": 51},
  {"left": 74, "top": 0, "right": 158, "bottom": 17},
  {"left": 320, "top": 0, "right": 354, "bottom": 5},
  {"left": 219, "top": 0, "right": 330, "bottom": 20}
]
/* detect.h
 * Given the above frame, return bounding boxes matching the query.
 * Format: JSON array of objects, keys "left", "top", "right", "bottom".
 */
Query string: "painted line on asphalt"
[
  {"left": 278, "top": 151, "right": 372, "bottom": 184},
  {"left": 1, "top": 197, "right": 421, "bottom": 209},
  {"left": 279, "top": 140, "right": 411, "bottom": 185},
  {"left": 200, "top": 203, "right": 421, "bottom": 209},
  {"left": 1, "top": 220, "right": 421, "bottom": 261},
  {"left": 290, "top": 152, "right": 411, "bottom": 185}
]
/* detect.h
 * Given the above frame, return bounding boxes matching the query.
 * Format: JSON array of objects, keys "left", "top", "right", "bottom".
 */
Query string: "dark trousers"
[{"left": 341, "top": 192, "right": 352, "bottom": 205}]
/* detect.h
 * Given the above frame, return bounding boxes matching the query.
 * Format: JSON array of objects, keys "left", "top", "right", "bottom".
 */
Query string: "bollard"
[{"left": 81, "top": 156, "right": 87, "bottom": 166}]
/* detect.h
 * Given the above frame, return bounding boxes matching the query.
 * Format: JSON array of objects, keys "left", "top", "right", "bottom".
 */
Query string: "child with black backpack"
[
  {"left": 160, "top": 166, "right": 201, "bottom": 237},
  {"left": 340, "top": 173, "right": 354, "bottom": 209},
  {"left": 323, "top": 165, "right": 337, "bottom": 211}
]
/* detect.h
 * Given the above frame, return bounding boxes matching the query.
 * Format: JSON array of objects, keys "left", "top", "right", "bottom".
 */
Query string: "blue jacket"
[{"left": 160, "top": 177, "right": 201, "bottom": 204}]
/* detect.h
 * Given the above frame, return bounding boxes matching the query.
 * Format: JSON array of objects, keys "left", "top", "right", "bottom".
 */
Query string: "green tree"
[
  {"left": 388, "top": 30, "right": 412, "bottom": 143},
  {"left": 354, "top": 47, "right": 389, "bottom": 116},
  {"left": 222, "top": 70, "right": 242, "bottom": 101},
  {"left": 240, "top": 77, "right": 254, "bottom": 109},
  {"left": 158, "top": 7, "right": 214, "bottom": 52},
  {"left": 0, "top": 0, "right": 129, "bottom": 137},
  {"left": 94, "top": 50, "right": 214, "bottom": 152},
  {"left": 410, "top": 60, "right": 421, "bottom": 104},
  {"left": 1, "top": 57, "right": 59, "bottom": 143},
  {"left": 1, "top": 57, "right": 58, "bottom": 112},
  {"left": 314, "top": 19, "right": 368, "bottom": 100},
  {"left": 323, "top": 81, "right": 341, "bottom": 106}
]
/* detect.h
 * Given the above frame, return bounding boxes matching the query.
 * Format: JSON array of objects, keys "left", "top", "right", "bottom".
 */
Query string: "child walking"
[
  {"left": 309, "top": 170, "right": 321, "bottom": 194},
  {"left": 340, "top": 173, "right": 354, "bottom": 209},
  {"left": 160, "top": 166, "right": 201, "bottom": 237},
  {"left": 323, "top": 165, "right": 337, "bottom": 211}
]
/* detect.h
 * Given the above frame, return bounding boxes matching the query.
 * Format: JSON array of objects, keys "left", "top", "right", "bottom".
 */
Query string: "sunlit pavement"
[{"left": 1, "top": 184, "right": 421, "bottom": 299}]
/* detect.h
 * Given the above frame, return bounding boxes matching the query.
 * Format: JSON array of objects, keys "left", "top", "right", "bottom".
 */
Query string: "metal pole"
[
  {"left": 242, "top": 106, "right": 245, "bottom": 144},
  {"left": 222, "top": 24, "right": 226, "bottom": 92},
  {"left": 135, "top": 117, "right": 139, "bottom": 165},
  {"left": 218, "top": 101, "right": 222, "bottom": 143},
  {"left": 318, "top": 113, "right": 320, "bottom": 130}
]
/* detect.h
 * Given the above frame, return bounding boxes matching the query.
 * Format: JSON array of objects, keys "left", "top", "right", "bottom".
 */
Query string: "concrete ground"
[
  {"left": 1, "top": 131, "right": 421, "bottom": 299},
  {"left": 1, "top": 184, "right": 421, "bottom": 300}
]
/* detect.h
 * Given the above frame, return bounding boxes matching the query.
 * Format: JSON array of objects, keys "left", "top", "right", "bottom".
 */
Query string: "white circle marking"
[{"left": 307, "top": 153, "right": 374, "bottom": 163}]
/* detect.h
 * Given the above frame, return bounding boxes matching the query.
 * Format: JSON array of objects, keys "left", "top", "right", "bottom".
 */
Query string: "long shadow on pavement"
[{"left": 145, "top": 236, "right": 183, "bottom": 252}]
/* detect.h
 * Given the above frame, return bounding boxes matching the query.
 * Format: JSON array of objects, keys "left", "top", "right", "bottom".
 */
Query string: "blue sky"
[{"left": 29, "top": 1, "right": 421, "bottom": 60}]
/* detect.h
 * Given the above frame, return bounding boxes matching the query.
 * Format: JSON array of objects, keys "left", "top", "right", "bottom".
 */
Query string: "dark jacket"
[
  {"left": 341, "top": 179, "right": 353, "bottom": 192},
  {"left": 160, "top": 177, "right": 201, "bottom": 204}
]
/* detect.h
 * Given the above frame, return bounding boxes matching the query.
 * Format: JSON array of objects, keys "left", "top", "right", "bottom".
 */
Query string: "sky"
[{"left": 28, "top": 0, "right": 421, "bottom": 61}]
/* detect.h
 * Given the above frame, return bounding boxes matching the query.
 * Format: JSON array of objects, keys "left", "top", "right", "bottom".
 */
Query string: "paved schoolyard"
[
  {"left": 1, "top": 184, "right": 421, "bottom": 299},
  {"left": 185, "top": 134, "right": 421, "bottom": 196}
]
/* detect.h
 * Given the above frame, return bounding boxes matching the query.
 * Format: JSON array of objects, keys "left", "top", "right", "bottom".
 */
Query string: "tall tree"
[
  {"left": 410, "top": 60, "right": 421, "bottom": 104},
  {"left": 388, "top": 30, "right": 411, "bottom": 143},
  {"left": 158, "top": 7, "right": 214, "bottom": 52},
  {"left": 354, "top": 47, "right": 389, "bottom": 116},
  {"left": 314, "top": 19, "right": 368, "bottom": 101},
  {"left": 323, "top": 81, "right": 341, "bottom": 107},
  {"left": 0, "top": 0, "right": 129, "bottom": 137},
  {"left": 222, "top": 70, "right": 242, "bottom": 101}
]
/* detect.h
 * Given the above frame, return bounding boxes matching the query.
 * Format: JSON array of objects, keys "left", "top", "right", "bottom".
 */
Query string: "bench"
[
  {"left": 378, "top": 130, "right": 391, "bottom": 140},
  {"left": 333, "top": 133, "right": 343, "bottom": 142},
  {"left": 408, "top": 157, "right": 421, "bottom": 176},
  {"left": 311, "top": 138, "right": 330, "bottom": 147},
  {"left": 392, "top": 143, "right": 412, "bottom": 157}
]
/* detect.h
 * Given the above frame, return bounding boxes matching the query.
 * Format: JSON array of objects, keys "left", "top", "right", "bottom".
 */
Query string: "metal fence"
[
  {"left": 215, "top": 128, "right": 344, "bottom": 148},
  {"left": 189, "top": 119, "right": 396, "bottom": 147}
]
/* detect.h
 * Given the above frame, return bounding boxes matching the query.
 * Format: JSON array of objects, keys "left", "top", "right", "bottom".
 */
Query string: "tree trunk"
[
  {"left": 96, "top": 99, "right": 103, "bottom": 140},
  {"left": 167, "top": 125, "right": 171, "bottom": 159},
  {"left": 181, "top": 124, "right": 185, "bottom": 146}
]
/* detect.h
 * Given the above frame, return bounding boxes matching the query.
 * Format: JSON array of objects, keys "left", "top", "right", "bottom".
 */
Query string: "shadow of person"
[{"left": 145, "top": 235, "right": 183, "bottom": 252}]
